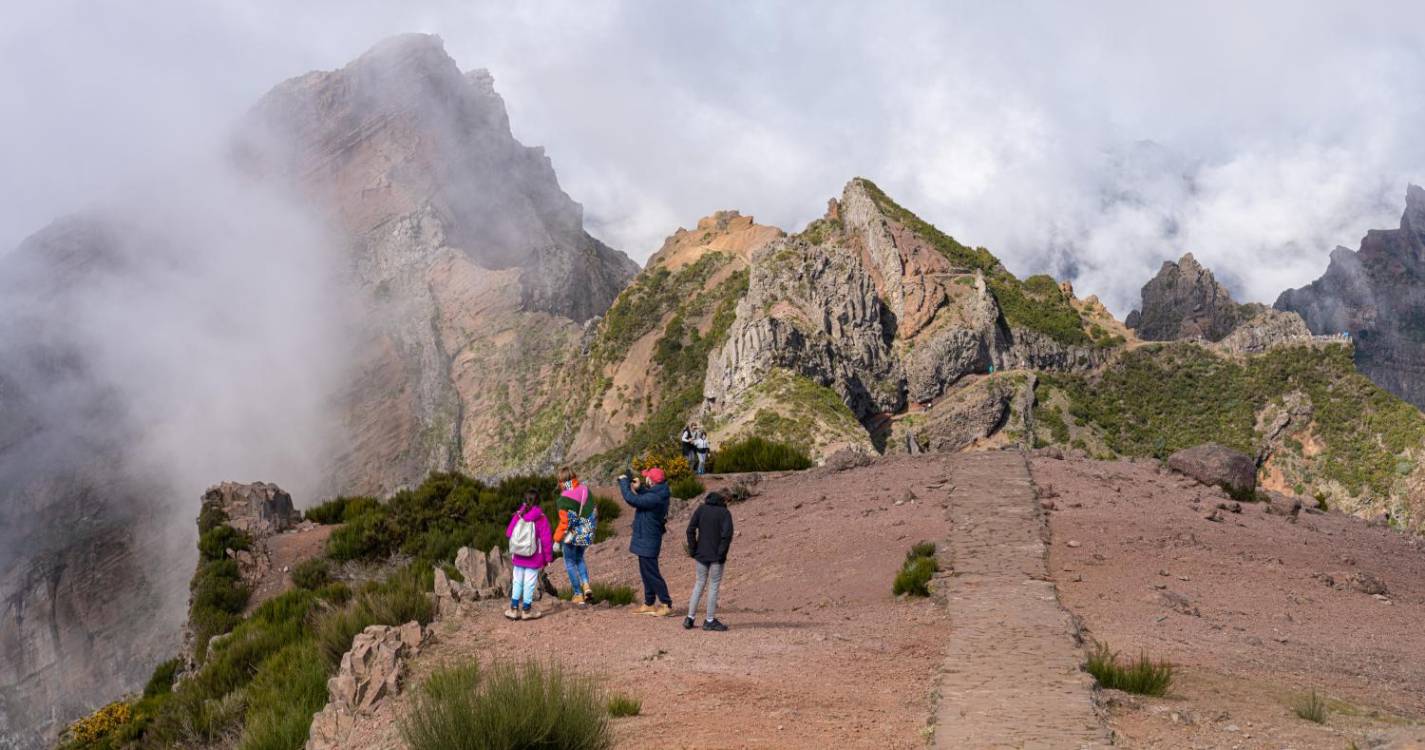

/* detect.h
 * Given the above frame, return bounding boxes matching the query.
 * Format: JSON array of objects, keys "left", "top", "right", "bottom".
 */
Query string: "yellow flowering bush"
[
  {"left": 64, "top": 701, "right": 132, "bottom": 744},
  {"left": 632, "top": 445, "right": 692, "bottom": 481}
]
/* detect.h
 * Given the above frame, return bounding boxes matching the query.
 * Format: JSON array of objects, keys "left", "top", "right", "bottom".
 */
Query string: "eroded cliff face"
[
  {"left": 1276, "top": 185, "right": 1425, "bottom": 408},
  {"left": 243, "top": 33, "right": 638, "bottom": 486}
]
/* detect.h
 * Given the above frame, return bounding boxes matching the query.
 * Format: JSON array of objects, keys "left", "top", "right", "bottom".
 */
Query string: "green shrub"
[
  {"left": 143, "top": 658, "right": 183, "bottom": 699},
  {"left": 315, "top": 566, "right": 434, "bottom": 666},
  {"left": 198, "top": 524, "right": 251, "bottom": 562},
  {"left": 400, "top": 661, "right": 611, "bottom": 750},
  {"left": 290, "top": 558, "right": 332, "bottom": 590},
  {"left": 325, "top": 506, "right": 396, "bottom": 561},
  {"left": 1084, "top": 642, "right": 1174, "bottom": 696},
  {"left": 587, "top": 583, "right": 636, "bottom": 607},
  {"left": 1292, "top": 689, "right": 1328, "bottom": 724},
  {"left": 711, "top": 436, "right": 813, "bottom": 473},
  {"left": 304, "top": 495, "right": 380, "bottom": 524},
  {"left": 669, "top": 474, "right": 705, "bottom": 500},
  {"left": 236, "top": 640, "right": 329, "bottom": 750},
  {"left": 607, "top": 694, "right": 642, "bottom": 718},
  {"left": 893, "top": 543, "right": 938, "bottom": 597},
  {"left": 189, "top": 558, "right": 250, "bottom": 662}
]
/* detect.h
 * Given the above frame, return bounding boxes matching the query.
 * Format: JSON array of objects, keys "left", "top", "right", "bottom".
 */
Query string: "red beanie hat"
[{"left": 641, "top": 467, "right": 666, "bottom": 484}]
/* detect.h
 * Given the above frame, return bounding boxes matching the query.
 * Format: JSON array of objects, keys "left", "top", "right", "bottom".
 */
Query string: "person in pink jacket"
[{"left": 504, "top": 489, "right": 554, "bottom": 620}]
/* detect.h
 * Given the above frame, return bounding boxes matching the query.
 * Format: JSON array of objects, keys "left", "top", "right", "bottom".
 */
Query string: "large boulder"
[{"left": 1167, "top": 443, "right": 1257, "bottom": 501}]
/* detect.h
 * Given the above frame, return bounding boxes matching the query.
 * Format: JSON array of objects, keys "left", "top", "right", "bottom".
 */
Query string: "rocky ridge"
[{"left": 1276, "top": 184, "right": 1425, "bottom": 408}]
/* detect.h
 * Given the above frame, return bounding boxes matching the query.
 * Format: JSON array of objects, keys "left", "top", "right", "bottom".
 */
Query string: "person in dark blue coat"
[{"left": 618, "top": 467, "right": 673, "bottom": 616}]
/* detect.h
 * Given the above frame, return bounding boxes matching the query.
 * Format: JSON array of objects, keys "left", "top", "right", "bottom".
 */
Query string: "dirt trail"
[{"left": 934, "top": 451, "right": 1111, "bottom": 749}]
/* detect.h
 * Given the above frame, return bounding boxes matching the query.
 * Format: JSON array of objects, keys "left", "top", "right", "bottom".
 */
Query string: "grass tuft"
[
  {"left": 1084, "top": 641, "right": 1174, "bottom": 696},
  {"left": 893, "top": 542, "right": 938, "bottom": 597},
  {"left": 1293, "top": 689, "right": 1328, "bottom": 724},
  {"left": 290, "top": 558, "right": 332, "bottom": 590},
  {"left": 607, "top": 694, "right": 642, "bottom": 718},
  {"left": 587, "top": 583, "right": 636, "bottom": 607},
  {"left": 400, "top": 660, "right": 611, "bottom": 750}
]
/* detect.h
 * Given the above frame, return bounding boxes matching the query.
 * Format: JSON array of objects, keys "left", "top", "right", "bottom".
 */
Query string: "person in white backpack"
[{"left": 504, "top": 489, "right": 554, "bottom": 620}]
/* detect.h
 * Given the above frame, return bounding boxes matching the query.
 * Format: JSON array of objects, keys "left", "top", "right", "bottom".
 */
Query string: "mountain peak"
[
  {"left": 1405, "top": 183, "right": 1425, "bottom": 237},
  {"left": 1129, "top": 253, "right": 1252, "bottom": 342}
]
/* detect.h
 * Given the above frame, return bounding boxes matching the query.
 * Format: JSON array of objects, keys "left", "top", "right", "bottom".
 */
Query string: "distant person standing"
[
  {"left": 553, "top": 466, "right": 596, "bottom": 604},
  {"left": 504, "top": 489, "right": 554, "bottom": 620},
  {"left": 684, "top": 491, "right": 733, "bottom": 631},
  {"left": 679, "top": 424, "right": 697, "bottom": 466},
  {"left": 618, "top": 467, "right": 673, "bottom": 616},
  {"left": 693, "top": 429, "right": 710, "bottom": 475}
]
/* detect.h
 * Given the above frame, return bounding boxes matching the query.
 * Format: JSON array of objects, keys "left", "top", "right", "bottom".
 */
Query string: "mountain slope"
[
  {"left": 1276, "top": 184, "right": 1425, "bottom": 409},
  {"left": 0, "top": 35, "right": 636, "bottom": 750}
]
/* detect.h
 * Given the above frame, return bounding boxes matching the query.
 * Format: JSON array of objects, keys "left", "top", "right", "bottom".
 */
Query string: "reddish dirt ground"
[
  {"left": 351, "top": 458, "right": 958, "bottom": 749},
  {"left": 1034, "top": 456, "right": 1425, "bottom": 749},
  {"left": 245, "top": 522, "right": 332, "bottom": 612}
]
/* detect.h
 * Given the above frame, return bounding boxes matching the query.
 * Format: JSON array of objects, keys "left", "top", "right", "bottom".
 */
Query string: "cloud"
[{"left": 3, "top": 0, "right": 1424, "bottom": 316}]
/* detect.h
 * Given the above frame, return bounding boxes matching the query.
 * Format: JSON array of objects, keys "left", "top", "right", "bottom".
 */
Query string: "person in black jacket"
[{"left": 683, "top": 491, "right": 734, "bottom": 631}]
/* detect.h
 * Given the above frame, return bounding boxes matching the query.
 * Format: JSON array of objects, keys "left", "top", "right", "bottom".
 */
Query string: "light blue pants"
[
  {"left": 510, "top": 566, "right": 539, "bottom": 609},
  {"left": 563, "top": 544, "right": 590, "bottom": 590},
  {"left": 687, "top": 561, "right": 724, "bottom": 621}
]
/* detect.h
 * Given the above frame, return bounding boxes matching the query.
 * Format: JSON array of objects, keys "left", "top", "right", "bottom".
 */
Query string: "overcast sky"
[{"left": 4, "top": 1, "right": 1424, "bottom": 314}]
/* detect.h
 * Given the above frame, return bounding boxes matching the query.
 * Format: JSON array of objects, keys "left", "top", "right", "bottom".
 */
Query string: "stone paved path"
[{"left": 935, "top": 451, "right": 1113, "bottom": 749}]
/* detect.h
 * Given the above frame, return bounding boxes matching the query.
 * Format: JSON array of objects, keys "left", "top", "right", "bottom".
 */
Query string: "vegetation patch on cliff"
[{"left": 1039, "top": 343, "right": 1425, "bottom": 510}]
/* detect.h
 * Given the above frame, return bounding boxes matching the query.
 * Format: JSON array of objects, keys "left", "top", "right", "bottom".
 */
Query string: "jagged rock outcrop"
[
  {"left": 1217, "top": 309, "right": 1313, "bottom": 355},
  {"left": 703, "top": 178, "right": 1110, "bottom": 461},
  {"left": 432, "top": 545, "right": 511, "bottom": 616},
  {"left": 202, "top": 481, "right": 296, "bottom": 536},
  {"left": 1127, "top": 252, "right": 1258, "bottom": 341},
  {"left": 1276, "top": 185, "right": 1425, "bottom": 408},
  {"left": 306, "top": 622, "right": 426, "bottom": 750}
]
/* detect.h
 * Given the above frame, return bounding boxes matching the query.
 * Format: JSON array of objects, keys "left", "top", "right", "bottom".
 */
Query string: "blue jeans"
[{"left": 563, "top": 544, "right": 590, "bottom": 590}]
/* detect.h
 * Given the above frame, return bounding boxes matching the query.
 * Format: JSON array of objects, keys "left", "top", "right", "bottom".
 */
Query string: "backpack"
[
  {"left": 510, "top": 511, "right": 539, "bottom": 557},
  {"left": 568, "top": 508, "right": 598, "bottom": 547}
]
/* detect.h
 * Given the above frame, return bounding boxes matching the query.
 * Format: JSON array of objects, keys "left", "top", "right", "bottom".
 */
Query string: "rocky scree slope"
[{"left": 1277, "top": 184, "right": 1425, "bottom": 409}]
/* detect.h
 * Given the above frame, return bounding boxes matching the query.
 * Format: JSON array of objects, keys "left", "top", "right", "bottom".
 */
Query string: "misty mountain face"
[
  {"left": 1275, "top": 185, "right": 1425, "bottom": 408},
  {"left": 0, "top": 218, "right": 189, "bottom": 750},
  {"left": 239, "top": 33, "right": 637, "bottom": 491},
  {"left": 0, "top": 34, "right": 635, "bottom": 749},
  {"left": 1125, "top": 252, "right": 1261, "bottom": 342}
]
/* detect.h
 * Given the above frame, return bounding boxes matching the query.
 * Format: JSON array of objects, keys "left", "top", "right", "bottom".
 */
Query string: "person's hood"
[
  {"left": 561, "top": 485, "right": 589, "bottom": 504},
  {"left": 518, "top": 504, "right": 544, "bottom": 520},
  {"left": 704, "top": 492, "right": 727, "bottom": 507}
]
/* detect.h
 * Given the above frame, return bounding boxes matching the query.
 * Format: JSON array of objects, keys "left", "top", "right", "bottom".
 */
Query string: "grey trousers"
[{"left": 687, "top": 561, "right": 724, "bottom": 621}]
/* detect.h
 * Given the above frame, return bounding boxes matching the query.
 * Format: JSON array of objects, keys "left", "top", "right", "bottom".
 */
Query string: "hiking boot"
[
  {"left": 702, "top": 618, "right": 728, "bottom": 632},
  {"left": 581, "top": 582, "right": 594, "bottom": 597},
  {"left": 570, "top": 594, "right": 586, "bottom": 605},
  {"left": 682, "top": 616, "right": 695, "bottom": 630},
  {"left": 503, "top": 607, "right": 521, "bottom": 621},
  {"left": 645, "top": 603, "right": 673, "bottom": 617},
  {"left": 522, "top": 608, "right": 543, "bottom": 620},
  {"left": 633, "top": 603, "right": 655, "bottom": 615}
]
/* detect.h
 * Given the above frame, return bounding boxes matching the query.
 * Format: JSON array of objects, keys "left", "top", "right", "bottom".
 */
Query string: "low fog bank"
[{"left": 0, "top": 154, "right": 356, "bottom": 573}]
